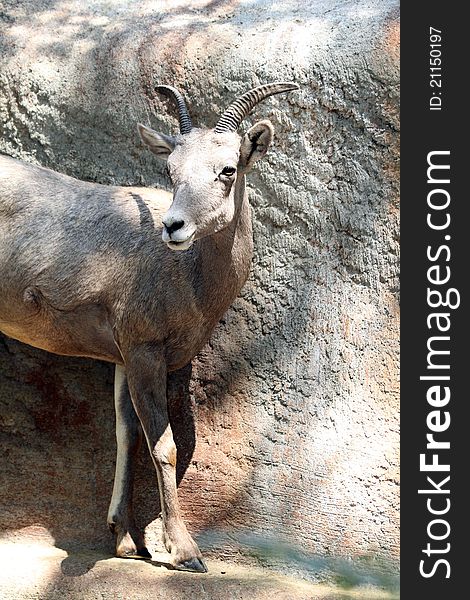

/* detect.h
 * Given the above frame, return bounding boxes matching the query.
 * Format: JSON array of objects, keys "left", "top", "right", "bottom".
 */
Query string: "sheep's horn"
[
  {"left": 214, "top": 82, "right": 299, "bottom": 133},
  {"left": 156, "top": 85, "right": 193, "bottom": 134}
]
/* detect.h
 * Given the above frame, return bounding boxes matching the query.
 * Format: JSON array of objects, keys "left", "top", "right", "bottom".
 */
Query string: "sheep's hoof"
[
  {"left": 114, "top": 527, "right": 151, "bottom": 560},
  {"left": 173, "top": 557, "right": 208, "bottom": 573},
  {"left": 118, "top": 547, "right": 152, "bottom": 560}
]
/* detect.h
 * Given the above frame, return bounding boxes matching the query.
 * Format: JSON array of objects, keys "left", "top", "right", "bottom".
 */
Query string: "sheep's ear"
[
  {"left": 138, "top": 124, "right": 176, "bottom": 159},
  {"left": 239, "top": 120, "right": 274, "bottom": 171}
]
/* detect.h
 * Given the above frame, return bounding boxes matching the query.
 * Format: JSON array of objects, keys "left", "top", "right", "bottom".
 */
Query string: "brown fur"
[{"left": 0, "top": 117, "right": 272, "bottom": 572}]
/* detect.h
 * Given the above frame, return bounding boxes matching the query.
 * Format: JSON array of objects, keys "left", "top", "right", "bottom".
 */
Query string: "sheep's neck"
[{"left": 191, "top": 175, "right": 253, "bottom": 330}]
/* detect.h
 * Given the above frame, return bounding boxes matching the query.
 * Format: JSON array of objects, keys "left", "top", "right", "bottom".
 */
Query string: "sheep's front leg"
[
  {"left": 107, "top": 364, "right": 151, "bottom": 559},
  {"left": 125, "top": 344, "right": 207, "bottom": 573}
]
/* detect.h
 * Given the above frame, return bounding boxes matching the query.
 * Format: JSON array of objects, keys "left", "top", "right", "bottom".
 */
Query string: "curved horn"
[
  {"left": 214, "top": 82, "right": 299, "bottom": 133},
  {"left": 156, "top": 85, "right": 193, "bottom": 135}
]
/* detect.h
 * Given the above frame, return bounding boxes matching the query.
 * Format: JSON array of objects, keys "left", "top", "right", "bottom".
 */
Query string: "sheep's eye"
[{"left": 221, "top": 166, "right": 236, "bottom": 177}]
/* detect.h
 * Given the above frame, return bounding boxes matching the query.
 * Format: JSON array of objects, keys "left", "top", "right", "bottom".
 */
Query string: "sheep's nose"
[{"left": 163, "top": 218, "right": 185, "bottom": 235}]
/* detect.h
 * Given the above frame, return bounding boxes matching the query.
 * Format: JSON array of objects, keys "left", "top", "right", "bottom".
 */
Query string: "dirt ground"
[{"left": 0, "top": 541, "right": 398, "bottom": 600}]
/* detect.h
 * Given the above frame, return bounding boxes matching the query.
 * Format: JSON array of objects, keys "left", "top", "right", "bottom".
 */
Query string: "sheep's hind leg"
[{"left": 107, "top": 364, "right": 151, "bottom": 559}]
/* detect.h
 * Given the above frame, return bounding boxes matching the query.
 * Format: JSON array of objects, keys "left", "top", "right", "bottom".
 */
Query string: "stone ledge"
[{"left": 0, "top": 541, "right": 397, "bottom": 600}]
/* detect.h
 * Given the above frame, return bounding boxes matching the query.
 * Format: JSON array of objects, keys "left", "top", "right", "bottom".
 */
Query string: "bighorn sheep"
[{"left": 0, "top": 82, "right": 298, "bottom": 572}]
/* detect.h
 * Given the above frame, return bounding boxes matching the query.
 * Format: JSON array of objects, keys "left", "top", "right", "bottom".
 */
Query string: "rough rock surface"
[{"left": 0, "top": 0, "right": 399, "bottom": 582}]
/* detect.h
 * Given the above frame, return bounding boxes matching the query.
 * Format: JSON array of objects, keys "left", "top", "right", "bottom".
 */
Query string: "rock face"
[{"left": 0, "top": 0, "right": 399, "bottom": 577}]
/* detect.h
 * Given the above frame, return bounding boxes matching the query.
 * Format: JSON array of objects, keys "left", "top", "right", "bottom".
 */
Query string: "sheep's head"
[{"left": 138, "top": 83, "right": 298, "bottom": 251}]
